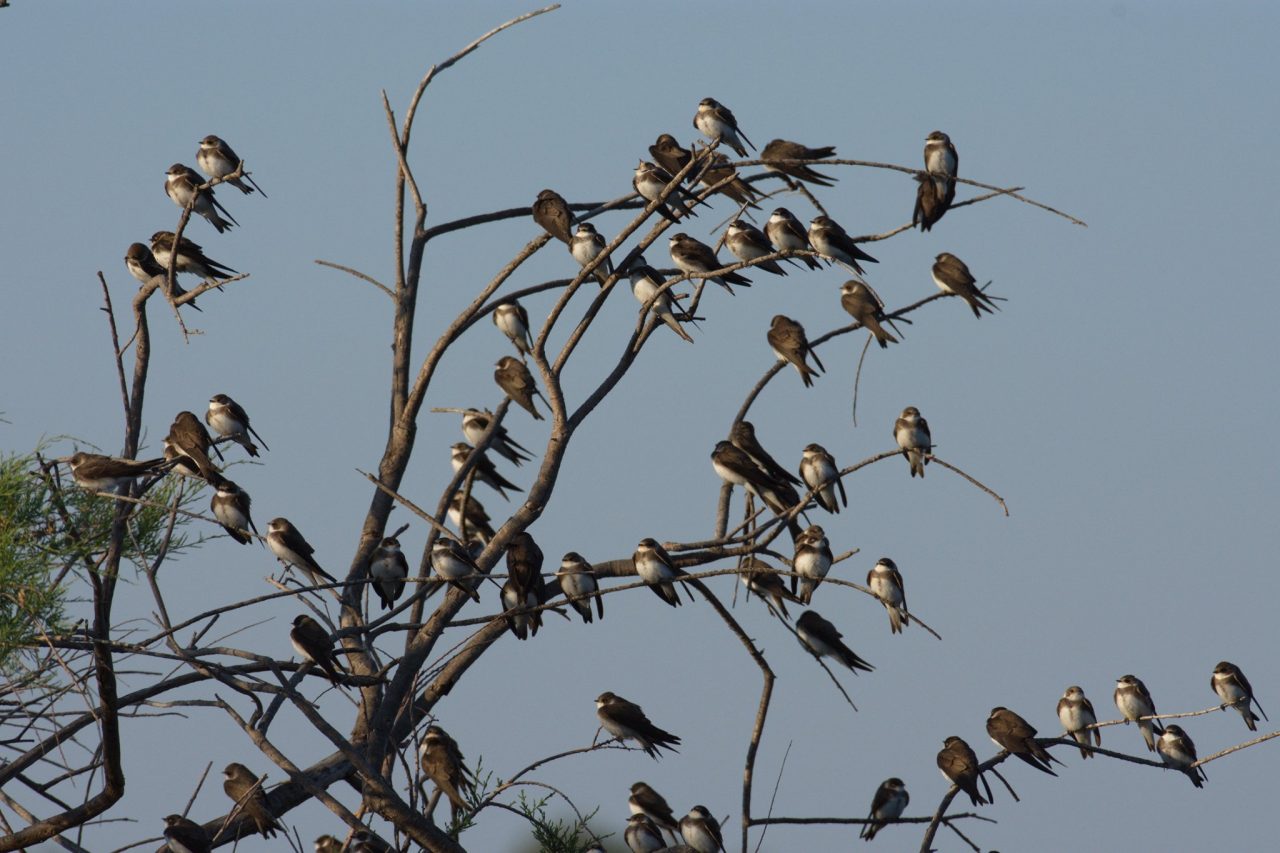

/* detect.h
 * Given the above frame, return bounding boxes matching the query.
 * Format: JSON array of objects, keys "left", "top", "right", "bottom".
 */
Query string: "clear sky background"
[{"left": 3, "top": 2, "right": 1278, "bottom": 851}]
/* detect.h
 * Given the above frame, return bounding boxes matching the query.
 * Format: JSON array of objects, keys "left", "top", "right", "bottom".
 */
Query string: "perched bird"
[
  {"left": 624, "top": 813, "right": 666, "bottom": 853},
  {"left": 730, "top": 420, "right": 802, "bottom": 487},
  {"left": 765, "top": 208, "right": 821, "bottom": 270},
  {"left": 629, "top": 256, "right": 695, "bottom": 343},
  {"left": 197, "top": 134, "right": 266, "bottom": 195},
  {"left": 1114, "top": 674, "right": 1163, "bottom": 752},
  {"left": 126, "top": 242, "right": 202, "bottom": 309},
  {"left": 792, "top": 525, "right": 833, "bottom": 604},
  {"left": 986, "top": 706, "right": 1062, "bottom": 775},
  {"left": 629, "top": 781, "right": 680, "bottom": 840},
  {"left": 430, "top": 537, "right": 483, "bottom": 602},
  {"left": 795, "top": 610, "right": 873, "bottom": 673},
  {"left": 680, "top": 805, "right": 725, "bottom": 853},
  {"left": 369, "top": 535, "right": 409, "bottom": 611},
  {"left": 596, "top": 691, "right": 681, "bottom": 758},
  {"left": 556, "top": 552, "right": 603, "bottom": 623},
  {"left": 150, "top": 231, "right": 238, "bottom": 281},
  {"left": 570, "top": 222, "right": 613, "bottom": 286},
  {"left": 448, "top": 492, "right": 495, "bottom": 542},
  {"left": 633, "top": 538, "right": 684, "bottom": 608},
  {"left": 493, "top": 300, "right": 534, "bottom": 357},
  {"left": 932, "top": 252, "right": 999, "bottom": 318},
  {"left": 1057, "top": 685, "right": 1101, "bottom": 759},
  {"left": 912, "top": 173, "right": 947, "bottom": 232},
  {"left": 420, "top": 725, "right": 471, "bottom": 821},
  {"left": 290, "top": 614, "right": 344, "bottom": 685},
  {"left": 210, "top": 479, "right": 258, "bottom": 545},
  {"left": 761, "top": 138, "right": 837, "bottom": 187},
  {"left": 893, "top": 406, "right": 932, "bottom": 478},
  {"left": 726, "top": 219, "right": 790, "bottom": 276},
  {"left": 808, "top": 215, "right": 879, "bottom": 275},
  {"left": 1157, "top": 725, "right": 1207, "bottom": 789},
  {"left": 866, "top": 558, "right": 908, "bottom": 634},
  {"left": 741, "top": 559, "right": 802, "bottom": 620},
  {"left": 669, "top": 232, "right": 752, "bottom": 294},
  {"left": 840, "top": 280, "right": 899, "bottom": 349},
  {"left": 923, "top": 130, "right": 958, "bottom": 211},
  {"left": 860, "top": 778, "right": 909, "bottom": 842},
  {"left": 800, "top": 443, "right": 845, "bottom": 513},
  {"left": 494, "top": 355, "right": 546, "bottom": 420},
  {"left": 696, "top": 152, "right": 763, "bottom": 209},
  {"left": 162, "top": 814, "right": 211, "bottom": 853},
  {"left": 451, "top": 442, "right": 522, "bottom": 501},
  {"left": 694, "top": 97, "right": 754, "bottom": 157},
  {"left": 633, "top": 159, "right": 702, "bottom": 222},
  {"left": 532, "top": 189, "right": 575, "bottom": 245},
  {"left": 1212, "top": 661, "right": 1267, "bottom": 731},
  {"left": 164, "top": 410, "right": 220, "bottom": 481},
  {"left": 314, "top": 836, "right": 343, "bottom": 853},
  {"left": 267, "top": 518, "right": 336, "bottom": 586},
  {"left": 505, "top": 531, "right": 545, "bottom": 593},
  {"left": 206, "top": 393, "right": 268, "bottom": 457},
  {"left": 222, "top": 762, "right": 281, "bottom": 838},
  {"left": 501, "top": 577, "right": 541, "bottom": 640},
  {"left": 936, "top": 736, "right": 988, "bottom": 807},
  {"left": 165, "top": 163, "right": 238, "bottom": 232},
  {"left": 461, "top": 408, "right": 532, "bottom": 467},
  {"left": 649, "top": 133, "right": 698, "bottom": 183},
  {"left": 768, "top": 315, "right": 825, "bottom": 387},
  {"left": 59, "top": 451, "right": 169, "bottom": 492},
  {"left": 348, "top": 830, "right": 392, "bottom": 853},
  {"left": 710, "top": 440, "right": 797, "bottom": 523}
]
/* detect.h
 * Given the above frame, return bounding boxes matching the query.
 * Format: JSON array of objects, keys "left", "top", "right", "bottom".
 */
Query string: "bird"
[
  {"left": 125, "top": 242, "right": 203, "bottom": 309},
  {"left": 570, "top": 222, "right": 613, "bottom": 286},
  {"left": 730, "top": 420, "right": 802, "bottom": 487},
  {"left": 633, "top": 159, "right": 702, "bottom": 222},
  {"left": 430, "top": 537, "right": 483, "bottom": 602},
  {"left": 1212, "top": 661, "right": 1267, "bottom": 731},
  {"left": 1114, "top": 674, "right": 1163, "bottom": 752},
  {"left": 765, "top": 208, "right": 821, "bottom": 270},
  {"left": 799, "top": 443, "right": 845, "bottom": 513},
  {"left": 840, "top": 280, "right": 900, "bottom": 349},
  {"left": 150, "top": 231, "right": 238, "bottom": 281},
  {"left": 461, "top": 408, "right": 532, "bottom": 467},
  {"left": 595, "top": 691, "right": 681, "bottom": 758},
  {"left": 165, "top": 163, "right": 238, "bottom": 232},
  {"left": 501, "top": 577, "right": 540, "bottom": 640},
  {"left": 668, "top": 232, "right": 751, "bottom": 294},
  {"left": 164, "top": 410, "right": 220, "bottom": 481},
  {"left": 1157, "top": 725, "right": 1207, "bottom": 789},
  {"left": 290, "top": 614, "right": 344, "bottom": 685},
  {"left": 761, "top": 138, "right": 837, "bottom": 187},
  {"left": 912, "top": 173, "right": 947, "bottom": 232},
  {"left": 694, "top": 97, "right": 754, "bottom": 157},
  {"left": 314, "top": 836, "right": 343, "bottom": 853},
  {"left": 792, "top": 525, "right": 833, "bottom": 604},
  {"left": 266, "top": 518, "right": 336, "bottom": 586},
  {"left": 860, "top": 777, "right": 909, "bottom": 842},
  {"left": 624, "top": 813, "right": 666, "bottom": 853},
  {"left": 532, "top": 188, "right": 575, "bottom": 245},
  {"left": 649, "top": 133, "right": 698, "bottom": 183},
  {"left": 450, "top": 442, "right": 522, "bottom": 501},
  {"left": 629, "top": 256, "right": 695, "bottom": 343},
  {"left": 696, "top": 151, "right": 763, "bottom": 209},
  {"left": 505, "top": 530, "right": 545, "bottom": 594},
  {"left": 222, "top": 762, "right": 281, "bottom": 838},
  {"left": 1057, "top": 685, "right": 1101, "bottom": 759},
  {"left": 369, "top": 535, "right": 409, "bottom": 611},
  {"left": 795, "top": 610, "right": 874, "bottom": 673},
  {"left": 58, "top": 451, "right": 169, "bottom": 492},
  {"left": 808, "top": 215, "right": 878, "bottom": 275},
  {"left": 633, "top": 538, "right": 684, "bottom": 608},
  {"left": 726, "top": 219, "right": 790, "bottom": 276},
  {"left": 894, "top": 406, "right": 932, "bottom": 478},
  {"left": 629, "top": 781, "right": 680, "bottom": 841},
  {"left": 768, "top": 315, "right": 825, "bottom": 387},
  {"left": 197, "top": 134, "right": 266, "bottom": 195},
  {"left": 494, "top": 355, "right": 546, "bottom": 420},
  {"left": 448, "top": 492, "right": 495, "bottom": 543},
  {"left": 206, "top": 393, "right": 268, "bottom": 457},
  {"left": 740, "top": 559, "right": 802, "bottom": 620},
  {"left": 210, "top": 478, "right": 258, "bottom": 545},
  {"left": 493, "top": 300, "right": 534, "bottom": 357},
  {"left": 162, "top": 814, "right": 211, "bottom": 853},
  {"left": 710, "top": 440, "right": 797, "bottom": 523},
  {"left": 923, "top": 130, "right": 958, "bottom": 210},
  {"left": 347, "top": 829, "right": 393, "bottom": 853},
  {"left": 866, "top": 558, "right": 908, "bottom": 634},
  {"left": 557, "top": 552, "right": 603, "bottom": 624},
  {"left": 679, "top": 805, "right": 726, "bottom": 853},
  {"left": 986, "top": 706, "right": 1063, "bottom": 775},
  {"left": 420, "top": 725, "right": 471, "bottom": 821},
  {"left": 936, "top": 736, "right": 988, "bottom": 807},
  {"left": 932, "top": 252, "right": 1000, "bottom": 319}
]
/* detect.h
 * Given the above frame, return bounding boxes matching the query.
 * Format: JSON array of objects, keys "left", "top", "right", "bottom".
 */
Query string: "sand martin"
[
  {"left": 741, "top": 559, "right": 802, "bottom": 620},
  {"left": 768, "top": 314, "right": 825, "bottom": 387},
  {"left": 730, "top": 420, "right": 802, "bottom": 486},
  {"left": 1057, "top": 685, "right": 1101, "bottom": 759},
  {"left": 197, "top": 134, "right": 265, "bottom": 195},
  {"left": 698, "top": 151, "right": 764, "bottom": 209},
  {"left": 1114, "top": 674, "right": 1163, "bottom": 753},
  {"left": 1157, "top": 725, "right": 1207, "bottom": 788},
  {"left": 633, "top": 159, "right": 701, "bottom": 222},
  {"left": 726, "top": 219, "right": 790, "bottom": 276},
  {"left": 808, "top": 215, "right": 878, "bottom": 275},
  {"left": 912, "top": 173, "right": 947, "bottom": 232},
  {"left": 165, "top": 163, "right": 238, "bottom": 233},
  {"left": 461, "top": 408, "right": 532, "bottom": 466},
  {"left": 986, "top": 706, "right": 1063, "bottom": 775},
  {"left": 765, "top": 208, "right": 821, "bottom": 270},
  {"left": 267, "top": 517, "right": 336, "bottom": 586},
  {"left": 710, "top": 440, "right": 795, "bottom": 521},
  {"left": 860, "top": 777, "right": 909, "bottom": 841},
  {"left": 532, "top": 189, "right": 575, "bottom": 245},
  {"left": 448, "top": 492, "right": 495, "bottom": 543},
  {"left": 505, "top": 531, "right": 545, "bottom": 594},
  {"left": 222, "top": 762, "right": 281, "bottom": 838},
  {"left": 694, "top": 97, "right": 754, "bottom": 157},
  {"left": 58, "top": 451, "right": 168, "bottom": 492},
  {"left": 840, "top": 280, "right": 900, "bottom": 349},
  {"left": 679, "top": 805, "right": 725, "bottom": 853},
  {"left": 570, "top": 222, "right": 613, "bottom": 286},
  {"left": 923, "top": 130, "right": 958, "bottom": 207},
  {"left": 669, "top": 232, "right": 752, "bottom": 294},
  {"left": 796, "top": 609, "right": 874, "bottom": 673},
  {"left": 628, "top": 781, "right": 679, "bottom": 840},
  {"left": 451, "top": 442, "right": 522, "bottom": 501},
  {"left": 936, "top": 736, "right": 988, "bottom": 807},
  {"left": 210, "top": 478, "right": 258, "bottom": 545},
  {"left": 894, "top": 406, "right": 932, "bottom": 478},
  {"left": 494, "top": 355, "right": 547, "bottom": 420},
  {"left": 799, "top": 443, "right": 845, "bottom": 513},
  {"left": 164, "top": 410, "right": 220, "bottom": 481},
  {"left": 629, "top": 256, "right": 695, "bottom": 343},
  {"left": 1211, "top": 661, "right": 1267, "bottom": 731},
  {"left": 369, "top": 535, "right": 409, "bottom": 611},
  {"left": 501, "top": 577, "right": 541, "bottom": 640},
  {"left": 761, "top": 138, "right": 837, "bottom": 187},
  {"left": 420, "top": 725, "right": 471, "bottom": 821},
  {"left": 932, "top": 252, "right": 1000, "bottom": 318},
  {"left": 431, "top": 537, "right": 483, "bottom": 602},
  {"left": 162, "top": 814, "right": 211, "bottom": 853},
  {"left": 126, "top": 242, "right": 202, "bottom": 309},
  {"left": 649, "top": 133, "right": 697, "bottom": 182},
  {"left": 290, "top": 614, "right": 344, "bottom": 685},
  {"left": 556, "top": 551, "right": 603, "bottom": 623},
  {"left": 624, "top": 813, "right": 665, "bottom": 852},
  {"left": 595, "top": 691, "right": 681, "bottom": 758},
  {"left": 867, "top": 557, "right": 908, "bottom": 634},
  {"left": 206, "top": 393, "right": 268, "bottom": 457},
  {"left": 150, "top": 231, "right": 238, "bottom": 281},
  {"left": 493, "top": 300, "right": 534, "bottom": 357},
  {"left": 633, "top": 537, "right": 684, "bottom": 608}
]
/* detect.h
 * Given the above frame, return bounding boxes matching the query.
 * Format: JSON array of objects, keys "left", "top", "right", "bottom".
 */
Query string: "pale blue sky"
[{"left": 3, "top": 2, "right": 1278, "bottom": 851}]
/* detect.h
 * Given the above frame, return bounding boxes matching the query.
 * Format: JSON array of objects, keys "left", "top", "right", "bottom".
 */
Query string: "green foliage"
[{"left": 515, "top": 791, "right": 606, "bottom": 853}]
